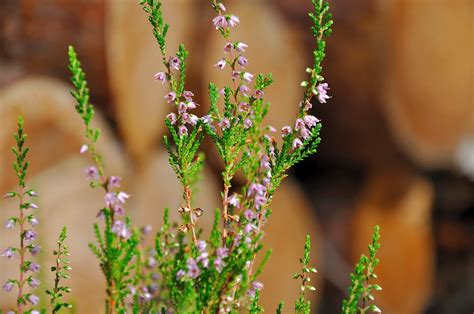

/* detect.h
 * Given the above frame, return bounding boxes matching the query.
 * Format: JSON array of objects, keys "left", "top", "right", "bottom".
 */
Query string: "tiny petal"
[
  {"left": 164, "top": 92, "right": 177, "bottom": 103},
  {"left": 237, "top": 56, "right": 248, "bottom": 67},
  {"left": 183, "top": 90, "right": 194, "bottom": 101},
  {"left": 239, "top": 85, "right": 251, "bottom": 97},
  {"left": 228, "top": 15, "right": 240, "bottom": 27},
  {"left": 218, "top": 3, "right": 226, "bottom": 11},
  {"left": 154, "top": 71, "right": 167, "bottom": 84},
  {"left": 292, "top": 138, "right": 303, "bottom": 149},
  {"left": 166, "top": 113, "right": 177, "bottom": 125},
  {"left": 235, "top": 42, "right": 248, "bottom": 53},
  {"left": 282, "top": 126, "right": 292, "bottom": 136},
  {"left": 303, "top": 115, "right": 320, "bottom": 127},
  {"left": 28, "top": 294, "right": 40, "bottom": 305},
  {"left": 5, "top": 219, "right": 15, "bottom": 229},
  {"left": 212, "top": 15, "right": 228, "bottom": 29},
  {"left": 242, "top": 72, "right": 253, "bottom": 83},
  {"left": 117, "top": 192, "right": 130, "bottom": 203},
  {"left": 1, "top": 248, "right": 15, "bottom": 258},
  {"left": 224, "top": 42, "right": 233, "bottom": 54},
  {"left": 169, "top": 57, "right": 181, "bottom": 70},
  {"left": 218, "top": 118, "right": 230, "bottom": 130},
  {"left": 24, "top": 230, "right": 37, "bottom": 242},
  {"left": 254, "top": 89, "right": 264, "bottom": 99},
  {"left": 244, "top": 118, "right": 252, "bottom": 129},
  {"left": 108, "top": 176, "right": 122, "bottom": 189},
  {"left": 3, "top": 281, "right": 14, "bottom": 292},
  {"left": 179, "top": 125, "right": 188, "bottom": 137},
  {"left": 80, "top": 144, "right": 89, "bottom": 154},
  {"left": 30, "top": 245, "right": 41, "bottom": 256},
  {"left": 215, "top": 59, "right": 226, "bottom": 70},
  {"left": 85, "top": 166, "right": 99, "bottom": 181},
  {"left": 29, "top": 262, "right": 41, "bottom": 273},
  {"left": 28, "top": 217, "right": 39, "bottom": 226}
]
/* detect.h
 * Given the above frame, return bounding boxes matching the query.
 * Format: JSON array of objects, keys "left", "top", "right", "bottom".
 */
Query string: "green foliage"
[
  {"left": 342, "top": 226, "right": 382, "bottom": 314},
  {"left": 12, "top": 116, "right": 30, "bottom": 189},
  {"left": 46, "top": 227, "right": 73, "bottom": 313},
  {"left": 293, "top": 235, "right": 318, "bottom": 314}
]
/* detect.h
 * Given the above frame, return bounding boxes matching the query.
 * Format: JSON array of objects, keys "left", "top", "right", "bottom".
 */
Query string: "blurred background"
[{"left": 0, "top": 0, "right": 473, "bottom": 313}]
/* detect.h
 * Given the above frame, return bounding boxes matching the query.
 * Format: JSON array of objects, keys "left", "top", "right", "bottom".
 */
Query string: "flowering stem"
[
  {"left": 184, "top": 186, "right": 198, "bottom": 245},
  {"left": 17, "top": 186, "right": 25, "bottom": 314}
]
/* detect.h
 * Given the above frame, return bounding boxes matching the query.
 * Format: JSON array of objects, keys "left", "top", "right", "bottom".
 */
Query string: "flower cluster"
[{"left": 2, "top": 116, "right": 41, "bottom": 312}]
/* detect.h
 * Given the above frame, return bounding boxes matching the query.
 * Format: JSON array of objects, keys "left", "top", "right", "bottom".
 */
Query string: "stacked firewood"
[{"left": 1, "top": 0, "right": 472, "bottom": 312}]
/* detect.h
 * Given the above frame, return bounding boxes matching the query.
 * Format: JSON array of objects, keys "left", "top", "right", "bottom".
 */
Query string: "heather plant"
[{"left": 1, "top": 0, "right": 385, "bottom": 313}]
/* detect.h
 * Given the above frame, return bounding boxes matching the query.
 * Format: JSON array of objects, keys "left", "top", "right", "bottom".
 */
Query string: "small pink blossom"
[
  {"left": 183, "top": 90, "right": 194, "bottom": 101},
  {"left": 316, "top": 83, "right": 330, "bottom": 103},
  {"left": 187, "top": 101, "right": 197, "bottom": 110},
  {"left": 300, "top": 127, "right": 311, "bottom": 140},
  {"left": 303, "top": 115, "right": 320, "bottom": 127},
  {"left": 295, "top": 118, "right": 305, "bottom": 130},
  {"left": 117, "top": 192, "right": 130, "bottom": 203},
  {"left": 167, "top": 113, "right": 177, "bottom": 124},
  {"left": 212, "top": 15, "right": 228, "bottom": 29},
  {"left": 228, "top": 15, "right": 240, "bottom": 28},
  {"left": 282, "top": 126, "right": 292, "bottom": 136},
  {"left": 254, "top": 89, "right": 264, "bottom": 99},
  {"left": 164, "top": 92, "right": 177, "bottom": 103},
  {"left": 292, "top": 138, "right": 303, "bottom": 149},
  {"left": 219, "top": 88, "right": 226, "bottom": 96},
  {"left": 231, "top": 70, "right": 241, "bottom": 79},
  {"left": 169, "top": 56, "right": 181, "bottom": 70},
  {"left": 179, "top": 125, "right": 188, "bottom": 137},
  {"left": 228, "top": 193, "right": 240, "bottom": 207},
  {"left": 218, "top": 3, "right": 226, "bottom": 12},
  {"left": 108, "top": 176, "right": 121, "bottom": 189},
  {"left": 239, "top": 85, "right": 251, "bottom": 96},
  {"left": 85, "top": 166, "right": 99, "bottom": 181},
  {"left": 178, "top": 102, "right": 188, "bottom": 115},
  {"left": 244, "top": 118, "right": 252, "bottom": 129},
  {"left": 237, "top": 56, "right": 248, "bottom": 67},
  {"left": 243, "top": 210, "right": 257, "bottom": 221},
  {"left": 186, "top": 258, "right": 201, "bottom": 278},
  {"left": 224, "top": 42, "right": 233, "bottom": 54},
  {"left": 154, "top": 71, "right": 166, "bottom": 84},
  {"left": 218, "top": 118, "right": 230, "bottom": 130},
  {"left": 111, "top": 220, "right": 131, "bottom": 239},
  {"left": 201, "top": 115, "right": 212, "bottom": 124},
  {"left": 186, "top": 114, "right": 199, "bottom": 126},
  {"left": 215, "top": 59, "right": 226, "bottom": 70},
  {"left": 242, "top": 72, "right": 253, "bottom": 83},
  {"left": 238, "top": 102, "right": 250, "bottom": 112},
  {"left": 1, "top": 247, "right": 15, "bottom": 258},
  {"left": 80, "top": 144, "right": 88, "bottom": 154},
  {"left": 5, "top": 219, "right": 15, "bottom": 229},
  {"left": 235, "top": 42, "right": 248, "bottom": 52}
]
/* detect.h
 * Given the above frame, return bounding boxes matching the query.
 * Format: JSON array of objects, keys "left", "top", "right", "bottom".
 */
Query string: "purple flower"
[
  {"left": 295, "top": 118, "right": 305, "bottom": 131},
  {"left": 235, "top": 42, "right": 248, "bottom": 52},
  {"left": 147, "top": 257, "right": 157, "bottom": 268},
  {"left": 108, "top": 176, "right": 122, "bottom": 189},
  {"left": 316, "top": 83, "right": 330, "bottom": 103},
  {"left": 24, "top": 230, "right": 37, "bottom": 242},
  {"left": 239, "top": 85, "right": 251, "bottom": 97},
  {"left": 254, "top": 195, "right": 267, "bottom": 208},
  {"left": 214, "top": 257, "right": 224, "bottom": 273},
  {"left": 216, "top": 247, "right": 229, "bottom": 259},
  {"left": 166, "top": 113, "right": 177, "bottom": 125},
  {"left": 141, "top": 225, "right": 152, "bottom": 235},
  {"left": 218, "top": 3, "right": 226, "bottom": 12},
  {"left": 228, "top": 15, "right": 240, "bottom": 27},
  {"left": 303, "top": 115, "right": 320, "bottom": 128},
  {"left": 212, "top": 15, "right": 228, "bottom": 29},
  {"left": 186, "top": 114, "right": 199, "bottom": 126},
  {"left": 149, "top": 283, "right": 158, "bottom": 294},
  {"left": 197, "top": 251, "right": 209, "bottom": 268},
  {"left": 80, "top": 144, "right": 89, "bottom": 154},
  {"left": 224, "top": 42, "right": 233, "bottom": 54},
  {"left": 113, "top": 206, "right": 125, "bottom": 216},
  {"left": 218, "top": 118, "right": 230, "bottom": 131},
  {"left": 164, "top": 91, "right": 177, "bottom": 103},
  {"left": 3, "top": 281, "right": 14, "bottom": 292},
  {"left": 242, "top": 72, "right": 253, "bottom": 83},
  {"left": 29, "top": 263, "right": 41, "bottom": 273},
  {"left": 301, "top": 100, "right": 313, "bottom": 111},
  {"left": 248, "top": 183, "right": 266, "bottom": 197},
  {"left": 244, "top": 210, "right": 257, "bottom": 221},
  {"left": 201, "top": 115, "right": 212, "bottom": 124},
  {"left": 178, "top": 102, "right": 187, "bottom": 115},
  {"left": 111, "top": 221, "right": 131, "bottom": 239},
  {"left": 215, "top": 59, "right": 226, "bottom": 70},
  {"left": 176, "top": 269, "right": 186, "bottom": 280},
  {"left": 27, "top": 203, "right": 38, "bottom": 210},
  {"left": 29, "top": 277, "right": 40, "bottom": 288},
  {"left": 169, "top": 56, "right": 181, "bottom": 70},
  {"left": 219, "top": 88, "right": 226, "bottom": 96},
  {"left": 179, "top": 125, "right": 188, "bottom": 137},
  {"left": 281, "top": 126, "right": 292, "bottom": 136},
  {"left": 292, "top": 138, "right": 303, "bottom": 149},
  {"left": 244, "top": 118, "right": 252, "bottom": 129},
  {"left": 231, "top": 70, "right": 240, "bottom": 79},
  {"left": 29, "top": 245, "right": 41, "bottom": 256},
  {"left": 300, "top": 127, "right": 311, "bottom": 140},
  {"left": 244, "top": 223, "right": 258, "bottom": 234},
  {"left": 28, "top": 294, "right": 39, "bottom": 305},
  {"left": 186, "top": 258, "right": 201, "bottom": 278},
  {"left": 260, "top": 155, "right": 271, "bottom": 171},
  {"left": 183, "top": 90, "right": 194, "bottom": 101},
  {"left": 237, "top": 56, "right": 248, "bottom": 67},
  {"left": 154, "top": 71, "right": 166, "bottom": 84},
  {"left": 238, "top": 102, "right": 250, "bottom": 112},
  {"left": 197, "top": 240, "right": 207, "bottom": 252},
  {"left": 28, "top": 216, "right": 39, "bottom": 227},
  {"left": 5, "top": 219, "right": 15, "bottom": 229},
  {"left": 117, "top": 192, "right": 130, "bottom": 203},
  {"left": 254, "top": 89, "right": 264, "bottom": 99},
  {"left": 2, "top": 247, "right": 15, "bottom": 258},
  {"left": 248, "top": 281, "right": 264, "bottom": 297},
  {"left": 228, "top": 193, "right": 240, "bottom": 207},
  {"left": 85, "top": 166, "right": 99, "bottom": 181}
]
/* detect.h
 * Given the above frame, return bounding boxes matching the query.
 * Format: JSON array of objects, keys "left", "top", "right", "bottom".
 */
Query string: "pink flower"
[
  {"left": 186, "top": 258, "right": 201, "bottom": 278},
  {"left": 183, "top": 90, "right": 194, "bottom": 101},
  {"left": 179, "top": 125, "right": 188, "bottom": 137},
  {"left": 231, "top": 70, "right": 240, "bottom": 79},
  {"left": 201, "top": 115, "right": 212, "bottom": 124},
  {"left": 111, "top": 220, "right": 131, "bottom": 239},
  {"left": 28, "top": 216, "right": 39, "bottom": 226},
  {"left": 316, "top": 83, "right": 330, "bottom": 103},
  {"left": 303, "top": 115, "right": 320, "bottom": 127},
  {"left": 237, "top": 56, "right": 248, "bottom": 67},
  {"left": 248, "top": 183, "right": 266, "bottom": 197},
  {"left": 214, "top": 257, "right": 224, "bottom": 273},
  {"left": 228, "top": 193, "right": 240, "bottom": 207},
  {"left": 218, "top": 3, "right": 226, "bottom": 12},
  {"left": 281, "top": 125, "right": 292, "bottom": 136},
  {"left": 212, "top": 15, "right": 228, "bottom": 29},
  {"left": 178, "top": 102, "right": 188, "bottom": 115},
  {"left": 238, "top": 102, "right": 250, "bottom": 112},
  {"left": 215, "top": 59, "right": 226, "bottom": 70},
  {"left": 3, "top": 281, "right": 14, "bottom": 292},
  {"left": 1, "top": 247, "right": 15, "bottom": 258},
  {"left": 254, "top": 195, "right": 267, "bottom": 207},
  {"left": 254, "top": 89, "right": 264, "bottom": 99},
  {"left": 218, "top": 118, "right": 230, "bottom": 130},
  {"left": 295, "top": 118, "right": 305, "bottom": 130},
  {"left": 176, "top": 269, "right": 186, "bottom": 280},
  {"left": 29, "top": 245, "right": 40, "bottom": 256},
  {"left": 164, "top": 92, "right": 177, "bottom": 103},
  {"left": 244, "top": 223, "right": 257, "bottom": 234},
  {"left": 244, "top": 118, "right": 252, "bottom": 129},
  {"left": 244, "top": 210, "right": 257, "bottom": 221},
  {"left": 224, "top": 42, "right": 233, "bottom": 54},
  {"left": 5, "top": 219, "right": 15, "bottom": 229},
  {"left": 80, "top": 144, "right": 88, "bottom": 154},
  {"left": 85, "top": 166, "right": 99, "bottom": 181},
  {"left": 235, "top": 42, "right": 248, "bottom": 52},
  {"left": 260, "top": 155, "right": 271, "bottom": 171},
  {"left": 108, "top": 176, "right": 121, "bottom": 189},
  {"left": 219, "top": 88, "right": 226, "bottom": 96},
  {"left": 28, "top": 294, "right": 39, "bottom": 305},
  {"left": 239, "top": 85, "right": 251, "bottom": 96},
  {"left": 187, "top": 101, "right": 197, "bottom": 109},
  {"left": 154, "top": 71, "right": 166, "bottom": 84},
  {"left": 216, "top": 247, "right": 229, "bottom": 259},
  {"left": 248, "top": 281, "right": 264, "bottom": 297},
  {"left": 242, "top": 72, "right": 253, "bottom": 83},
  {"left": 186, "top": 114, "right": 199, "bottom": 126},
  {"left": 228, "top": 15, "right": 240, "bottom": 27},
  {"left": 169, "top": 56, "right": 181, "bottom": 70},
  {"left": 24, "top": 230, "right": 37, "bottom": 242},
  {"left": 300, "top": 127, "right": 311, "bottom": 140},
  {"left": 197, "top": 240, "right": 207, "bottom": 252},
  {"left": 117, "top": 192, "right": 130, "bottom": 203},
  {"left": 292, "top": 138, "right": 303, "bottom": 149},
  {"left": 166, "top": 113, "right": 177, "bottom": 124}
]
